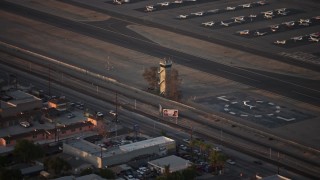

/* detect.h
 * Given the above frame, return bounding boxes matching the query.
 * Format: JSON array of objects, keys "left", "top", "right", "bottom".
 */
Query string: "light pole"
[{"left": 57, "top": 129, "right": 61, "bottom": 142}]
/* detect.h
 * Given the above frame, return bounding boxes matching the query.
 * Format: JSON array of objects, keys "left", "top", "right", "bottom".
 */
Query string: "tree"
[
  {"left": 143, "top": 66, "right": 158, "bottom": 91},
  {"left": 209, "top": 150, "right": 227, "bottom": 174},
  {"left": 13, "top": 139, "right": 44, "bottom": 162},
  {"left": 0, "top": 156, "right": 9, "bottom": 168},
  {"left": 80, "top": 168, "right": 93, "bottom": 176},
  {"left": 44, "top": 157, "right": 71, "bottom": 175},
  {"left": 164, "top": 164, "right": 171, "bottom": 177},
  {"left": 181, "top": 166, "right": 197, "bottom": 180},
  {"left": 0, "top": 168, "right": 22, "bottom": 180},
  {"left": 160, "top": 130, "right": 167, "bottom": 137},
  {"left": 189, "top": 139, "right": 197, "bottom": 158},
  {"left": 96, "top": 121, "right": 109, "bottom": 138},
  {"left": 97, "top": 168, "right": 115, "bottom": 179}
]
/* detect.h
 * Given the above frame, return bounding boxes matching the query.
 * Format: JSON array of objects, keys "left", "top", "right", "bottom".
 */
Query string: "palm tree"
[
  {"left": 189, "top": 139, "right": 197, "bottom": 158},
  {"left": 204, "top": 144, "right": 212, "bottom": 159},
  {"left": 209, "top": 150, "right": 227, "bottom": 174}
]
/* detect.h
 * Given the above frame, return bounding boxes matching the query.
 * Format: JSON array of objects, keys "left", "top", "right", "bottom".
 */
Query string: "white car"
[
  {"left": 182, "top": 138, "right": 190, "bottom": 143},
  {"left": 20, "top": 121, "right": 30, "bottom": 128},
  {"left": 109, "top": 110, "right": 117, "bottom": 117},
  {"left": 212, "top": 147, "right": 222, "bottom": 152},
  {"left": 227, "top": 159, "right": 236, "bottom": 165},
  {"left": 96, "top": 112, "right": 104, "bottom": 117}
]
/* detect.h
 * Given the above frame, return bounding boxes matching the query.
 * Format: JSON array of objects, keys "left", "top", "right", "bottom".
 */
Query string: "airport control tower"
[{"left": 158, "top": 59, "right": 172, "bottom": 96}]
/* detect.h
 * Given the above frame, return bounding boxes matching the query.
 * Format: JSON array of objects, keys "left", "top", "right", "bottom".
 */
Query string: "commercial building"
[
  {"left": 148, "top": 155, "right": 191, "bottom": 174},
  {"left": 63, "top": 136, "right": 176, "bottom": 168},
  {"left": 0, "top": 121, "right": 94, "bottom": 147},
  {"left": 0, "top": 90, "right": 42, "bottom": 119}
]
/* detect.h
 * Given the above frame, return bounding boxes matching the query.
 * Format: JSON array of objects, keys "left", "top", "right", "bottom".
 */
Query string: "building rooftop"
[
  {"left": 6, "top": 90, "right": 41, "bottom": 106},
  {"left": 148, "top": 155, "right": 191, "bottom": 173},
  {"left": 119, "top": 136, "right": 174, "bottom": 152}
]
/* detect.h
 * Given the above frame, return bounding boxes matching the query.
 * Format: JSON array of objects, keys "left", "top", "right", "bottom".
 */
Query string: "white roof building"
[{"left": 148, "top": 155, "right": 192, "bottom": 173}]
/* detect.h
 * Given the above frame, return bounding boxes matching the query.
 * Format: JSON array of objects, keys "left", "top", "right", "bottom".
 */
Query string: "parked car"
[
  {"left": 20, "top": 121, "right": 30, "bottom": 128},
  {"left": 182, "top": 138, "right": 190, "bottom": 144},
  {"left": 227, "top": 159, "right": 236, "bottom": 165},
  {"left": 109, "top": 110, "right": 117, "bottom": 117},
  {"left": 67, "top": 113, "right": 75, "bottom": 119},
  {"left": 96, "top": 112, "right": 104, "bottom": 117},
  {"left": 212, "top": 147, "right": 222, "bottom": 152}
]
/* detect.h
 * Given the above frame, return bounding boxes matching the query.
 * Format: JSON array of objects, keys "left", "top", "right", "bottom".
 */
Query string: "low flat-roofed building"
[
  {"left": 0, "top": 121, "right": 94, "bottom": 147},
  {"left": 0, "top": 90, "right": 42, "bottom": 118},
  {"left": 63, "top": 136, "right": 176, "bottom": 168},
  {"left": 120, "top": 136, "right": 175, "bottom": 153},
  {"left": 148, "top": 155, "right": 191, "bottom": 174}
]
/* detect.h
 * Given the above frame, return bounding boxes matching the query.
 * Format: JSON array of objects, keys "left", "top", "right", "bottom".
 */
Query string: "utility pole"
[
  {"left": 48, "top": 64, "right": 51, "bottom": 96},
  {"left": 115, "top": 92, "right": 118, "bottom": 123}
]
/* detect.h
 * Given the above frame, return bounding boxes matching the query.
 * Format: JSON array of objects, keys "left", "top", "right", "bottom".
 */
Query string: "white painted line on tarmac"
[
  {"left": 229, "top": 112, "right": 236, "bottom": 115},
  {"left": 240, "top": 114, "right": 248, "bottom": 117},
  {"left": 254, "top": 115, "right": 262, "bottom": 118},
  {"left": 277, "top": 116, "right": 296, "bottom": 121},
  {"left": 217, "top": 96, "right": 230, "bottom": 101}
]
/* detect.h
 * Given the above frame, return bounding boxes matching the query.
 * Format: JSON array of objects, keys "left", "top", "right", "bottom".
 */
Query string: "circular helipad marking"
[{"left": 222, "top": 100, "right": 282, "bottom": 118}]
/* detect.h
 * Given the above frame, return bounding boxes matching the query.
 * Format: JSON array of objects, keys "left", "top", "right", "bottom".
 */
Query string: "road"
[{"left": 1, "top": 1, "right": 320, "bottom": 107}]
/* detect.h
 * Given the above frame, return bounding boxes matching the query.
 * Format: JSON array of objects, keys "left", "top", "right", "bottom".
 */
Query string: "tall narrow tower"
[{"left": 158, "top": 59, "right": 172, "bottom": 96}]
